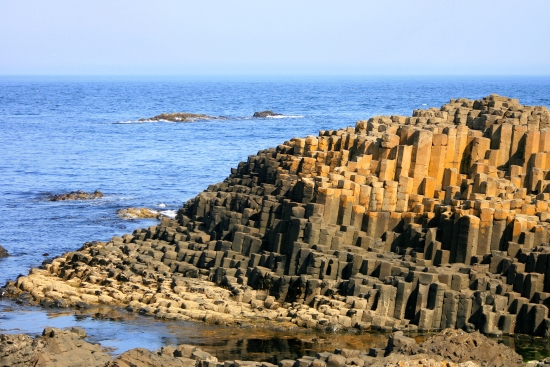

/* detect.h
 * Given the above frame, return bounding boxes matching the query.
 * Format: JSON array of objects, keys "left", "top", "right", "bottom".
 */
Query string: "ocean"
[{"left": 1, "top": 75, "right": 550, "bottom": 359}]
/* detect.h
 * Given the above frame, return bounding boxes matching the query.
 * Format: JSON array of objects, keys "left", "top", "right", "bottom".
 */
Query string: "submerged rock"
[
  {"left": 253, "top": 110, "right": 282, "bottom": 118},
  {"left": 47, "top": 190, "right": 103, "bottom": 201},
  {"left": 0, "top": 245, "right": 8, "bottom": 258},
  {"left": 139, "top": 112, "right": 217, "bottom": 122},
  {"left": 116, "top": 207, "right": 161, "bottom": 220}
]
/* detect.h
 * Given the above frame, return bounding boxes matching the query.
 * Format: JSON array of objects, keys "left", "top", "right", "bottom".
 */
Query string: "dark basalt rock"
[
  {"left": 0, "top": 245, "right": 8, "bottom": 258},
  {"left": 253, "top": 110, "right": 282, "bottom": 118},
  {"left": 139, "top": 112, "right": 217, "bottom": 122},
  {"left": 47, "top": 190, "right": 103, "bottom": 201}
]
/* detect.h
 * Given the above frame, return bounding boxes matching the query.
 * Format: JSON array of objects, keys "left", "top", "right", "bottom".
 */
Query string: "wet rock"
[
  {"left": 139, "top": 112, "right": 217, "bottom": 122},
  {"left": 0, "top": 244, "right": 8, "bottom": 258},
  {"left": 253, "top": 110, "right": 282, "bottom": 118},
  {"left": 47, "top": 190, "right": 103, "bottom": 201},
  {"left": 116, "top": 207, "right": 161, "bottom": 220}
]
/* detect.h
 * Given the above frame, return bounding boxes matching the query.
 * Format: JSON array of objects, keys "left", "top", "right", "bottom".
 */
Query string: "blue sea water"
[{"left": 1, "top": 75, "right": 550, "bottom": 356}]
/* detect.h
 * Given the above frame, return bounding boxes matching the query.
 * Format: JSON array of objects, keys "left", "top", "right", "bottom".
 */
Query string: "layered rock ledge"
[
  {"left": 0, "top": 327, "right": 524, "bottom": 367},
  {"left": 7, "top": 94, "right": 550, "bottom": 338}
]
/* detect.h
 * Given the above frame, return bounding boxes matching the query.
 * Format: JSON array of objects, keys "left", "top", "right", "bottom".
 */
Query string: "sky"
[{"left": 0, "top": 0, "right": 549, "bottom": 76}]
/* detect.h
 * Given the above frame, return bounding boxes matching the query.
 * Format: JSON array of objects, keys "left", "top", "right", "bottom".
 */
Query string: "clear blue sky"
[{"left": 1, "top": 0, "right": 549, "bottom": 76}]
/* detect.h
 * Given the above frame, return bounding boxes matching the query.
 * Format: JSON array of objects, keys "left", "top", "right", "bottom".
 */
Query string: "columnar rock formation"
[{"left": 9, "top": 95, "right": 550, "bottom": 338}]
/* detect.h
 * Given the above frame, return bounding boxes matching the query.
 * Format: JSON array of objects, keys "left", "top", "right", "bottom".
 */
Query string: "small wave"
[
  {"left": 157, "top": 203, "right": 166, "bottom": 208},
  {"left": 265, "top": 115, "right": 304, "bottom": 119},
  {"left": 114, "top": 115, "right": 303, "bottom": 124},
  {"left": 114, "top": 118, "right": 219, "bottom": 124},
  {"left": 114, "top": 119, "right": 177, "bottom": 124},
  {"left": 159, "top": 210, "right": 177, "bottom": 218},
  {"left": 114, "top": 120, "right": 145, "bottom": 124}
]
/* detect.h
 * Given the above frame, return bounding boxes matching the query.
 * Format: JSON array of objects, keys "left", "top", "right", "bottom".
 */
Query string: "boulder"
[{"left": 0, "top": 244, "right": 8, "bottom": 258}]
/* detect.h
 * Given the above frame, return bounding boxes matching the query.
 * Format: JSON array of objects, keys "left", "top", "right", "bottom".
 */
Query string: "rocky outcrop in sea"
[
  {"left": 0, "top": 245, "right": 8, "bottom": 258},
  {"left": 253, "top": 110, "right": 283, "bottom": 118},
  {"left": 46, "top": 190, "right": 103, "bottom": 201},
  {"left": 7, "top": 95, "right": 550, "bottom": 340},
  {"left": 139, "top": 112, "right": 218, "bottom": 122}
]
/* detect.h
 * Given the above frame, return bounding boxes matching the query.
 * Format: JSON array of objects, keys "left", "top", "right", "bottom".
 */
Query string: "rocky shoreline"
[
  {"left": 4, "top": 94, "right": 550, "bottom": 364},
  {"left": 0, "top": 327, "right": 526, "bottom": 367}
]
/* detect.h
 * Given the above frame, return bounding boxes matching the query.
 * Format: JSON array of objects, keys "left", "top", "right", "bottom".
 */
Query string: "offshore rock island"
[{"left": 6, "top": 94, "right": 550, "bottom": 342}]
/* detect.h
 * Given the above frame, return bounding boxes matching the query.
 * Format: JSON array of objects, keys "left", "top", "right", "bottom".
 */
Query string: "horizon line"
[{"left": 1, "top": 73, "right": 549, "bottom": 78}]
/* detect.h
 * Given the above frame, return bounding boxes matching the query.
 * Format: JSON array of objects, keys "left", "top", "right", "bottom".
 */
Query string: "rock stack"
[{"left": 9, "top": 94, "right": 550, "bottom": 338}]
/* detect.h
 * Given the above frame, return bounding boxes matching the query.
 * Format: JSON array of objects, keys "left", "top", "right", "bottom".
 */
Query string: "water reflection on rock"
[{"left": 2, "top": 301, "right": 548, "bottom": 363}]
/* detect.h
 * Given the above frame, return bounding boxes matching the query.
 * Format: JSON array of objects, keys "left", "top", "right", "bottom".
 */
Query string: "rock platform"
[{"left": 7, "top": 94, "right": 550, "bottom": 338}]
